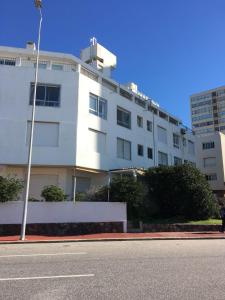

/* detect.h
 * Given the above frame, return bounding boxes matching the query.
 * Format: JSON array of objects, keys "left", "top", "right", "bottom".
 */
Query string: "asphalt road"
[{"left": 0, "top": 240, "right": 225, "bottom": 300}]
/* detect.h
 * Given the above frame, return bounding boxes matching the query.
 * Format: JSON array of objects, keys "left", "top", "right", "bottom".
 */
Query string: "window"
[
  {"left": 205, "top": 174, "right": 217, "bottom": 181},
  {"left": 88, "top": 129, "right": 106, "bottom": 153},
  {"left": 120, "top": 88, "right": 132, "bottom": 100},
  {"left": 147, "top": 120, "right": 152, "bottom": 132},
  {"left": 26, "top": 121, "right": 59, "bottom": 147},
  {"left": 173, "top": 133, "right": 180, "bottom": 148},
  {"left": 147, "top": 147, "right": 153, "bottom": 159},
  {"left": 158, "top": 151, "right": 168, "bottom": 166},
  {"left": 117, "top": 138, "right": 131, "bottom": 160},
  {"left": 0, "top": 58, "right": 16, "bottom": 66},
  {"left": 204, "top": 157, "right": 216, "bottom": 168},
  {"left": 89, "top": 93, "right": 107, "bottom": 120},
  {"left": 159, "top": 111, "right": 168, "bottom": 120},
  {"left": 188, "top": 140, "right": 195, "bottom": 155},
  {"left": 158, "top": 126, "right": 167, "bottom": 144},
  {"left": 102, "top": 79, "right": 117, "bottom": 92},
  {"left": 117, "top": 107, "right": 131, "bottom": 129},
  {"left": 137, "top": 144, "right": 144, "bottom": 156},
  {"left": 169, "top": 117, "right": 179, "bottom": 126},
  {"left": 174, "top": 156, "right": 182, "bottom": 166},
  {"left": 30, "top": 83, "right": 60, "bottom": 107},
  {"left": 81, "top": 67, "right": 98, "bottom": 82},
  {"left": 135, "top": 97, "right": 146, "bottom": 108},
  {"left": 182, "top": 138, "right": 186, "bottom": 147},
  {"left": 34, "top": 62, "right": 47, "bottom": 69},
  {"left": 76, "top": 177, "right": 91, "bottom": 193},
  {"left": 202, "top": 142, "right": 215, "bottom": 150},
  {"left": 52, "top": 64, "right": 63, "bottom": 71},
  {"left": 137, "top": 116, "right": 143, "bottom": 128}
]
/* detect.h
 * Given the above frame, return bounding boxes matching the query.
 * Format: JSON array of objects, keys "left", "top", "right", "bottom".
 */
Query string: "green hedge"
[{"left": 0, "top": 176, "right": 24, "bottom": 202}]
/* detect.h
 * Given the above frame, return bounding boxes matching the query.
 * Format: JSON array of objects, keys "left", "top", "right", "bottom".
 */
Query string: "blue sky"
[{"left": 1, "top": 0, "right": 225, "bottom": 127}]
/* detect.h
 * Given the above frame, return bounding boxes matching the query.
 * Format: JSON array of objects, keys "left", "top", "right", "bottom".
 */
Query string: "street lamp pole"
[{"left": 20, "top": 0, "right": 43, "bottom": 240}]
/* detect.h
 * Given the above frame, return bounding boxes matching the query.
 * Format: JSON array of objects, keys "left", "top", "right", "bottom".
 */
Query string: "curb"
[{"left": 1, "top": 236, "right": 225, "bottom": 244}]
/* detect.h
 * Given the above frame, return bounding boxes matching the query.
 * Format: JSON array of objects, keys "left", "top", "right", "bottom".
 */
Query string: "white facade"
[
  {"left": 195, "top": 132, "right": 225, "bottom": 196},
  {"left": 0, "top": 42, "right": 196, "bottom": 200}
]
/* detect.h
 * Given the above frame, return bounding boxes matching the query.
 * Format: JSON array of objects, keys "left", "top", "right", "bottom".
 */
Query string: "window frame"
[
  {"left": 147, "top": 147, "right": 153, "bottom": 159},
  {"left": 137, "top": 144, "right": 144, "bottom": 156},
  {"left": 89, "top": 93, "right": 107, "bottom": 120},
  {"left": 158, "top": 151, "right": 168, "bottom": 166},
  {"left": 147, "top": 120, "right": 152, "bottom": 132},
  {"left": 30, "top": 83, "right": 61, "bottom": 108},
  {"left": 173, "top": 133, "right": 180, "bottom": 149},
  {"left": 137, "top": 115, "right": 143, "bottom": 128},
  {"left": 117, "top": 137, "right": 131, "bottom": 160},
  {"left": 117, "top": 106, "right": 131, "bottom": 129}
]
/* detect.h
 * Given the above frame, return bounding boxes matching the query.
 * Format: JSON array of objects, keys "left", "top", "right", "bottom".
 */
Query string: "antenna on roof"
[{"left": 90, "top": 37, "right": 97, "bottom": 46}]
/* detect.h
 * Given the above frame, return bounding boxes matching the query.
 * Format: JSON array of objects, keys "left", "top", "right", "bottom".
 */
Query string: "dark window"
[
  {"left": 30, "top": 83, "right": 60, "bottom": 107},
  {"left": 137, "top": 116, "right": 143, "bottom": 128},
  {"left": 137, "top": 144, "right": 144, "bottom": 156},
  {"left": 119, "top": 88, "right": 132, "bottom": 100},
  {"left": 147, "top": 120, "right": 152, "bottom": 132},
  {"left": 0, "top": 58, "right": 16, "bottom": 66},
  {"left": 202, "top": 142, "right": 215, "bottom": 150},
  {"left": 117, "top": 107, "right": 131, "bottom": 129},
  {"left": 147, "top": 147, "right": 153, "bottom": 159}
]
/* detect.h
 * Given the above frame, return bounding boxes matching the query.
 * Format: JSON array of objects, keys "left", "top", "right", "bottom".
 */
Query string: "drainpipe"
[{"left": 72, "top": 168, "right": 77, "bottom": 203}]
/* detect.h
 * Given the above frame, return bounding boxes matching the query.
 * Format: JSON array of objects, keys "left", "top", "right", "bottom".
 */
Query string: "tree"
[
  {"left": 93, "top": 176, "right": 145, "bottom": 220},
  {"left": 144, "top": 164, "right": 217, "bottom": 220}
]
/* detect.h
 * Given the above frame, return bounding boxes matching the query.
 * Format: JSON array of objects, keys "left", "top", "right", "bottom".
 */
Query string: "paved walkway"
[{"left": 0, "top": 231, "right": 225, "bottom": 244}]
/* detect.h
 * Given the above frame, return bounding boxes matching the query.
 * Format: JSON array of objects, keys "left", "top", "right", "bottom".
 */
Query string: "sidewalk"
[{"left": 1, "top": 231, "right": 225, "bottom": 244}]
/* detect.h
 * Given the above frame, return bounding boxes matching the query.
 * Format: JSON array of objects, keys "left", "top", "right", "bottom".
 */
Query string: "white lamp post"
[{"left": 20, "top": 0, "right": 43, "bottom": 240}]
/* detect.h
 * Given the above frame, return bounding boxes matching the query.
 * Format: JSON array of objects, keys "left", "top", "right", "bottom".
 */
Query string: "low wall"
[
  {"left": 143, "top": 223, "right": 221, "bottom": 232},
  {"left": 0, "top": 201, "right": 127, "bottom": 235}
]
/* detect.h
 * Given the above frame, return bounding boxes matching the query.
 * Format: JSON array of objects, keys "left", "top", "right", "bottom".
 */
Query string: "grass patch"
[{"left": 144, "top": 217, "right": 221, "bottom": 225}]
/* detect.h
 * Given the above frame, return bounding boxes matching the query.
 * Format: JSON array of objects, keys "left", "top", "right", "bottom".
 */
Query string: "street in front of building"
[{"left": 1, "top": 240, "right": 225, "bottom": 300}]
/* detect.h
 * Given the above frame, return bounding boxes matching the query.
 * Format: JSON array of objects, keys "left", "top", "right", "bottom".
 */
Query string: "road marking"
[
  {"left": 0, "top": 274, "right": 95, "bottom": 281},
  {"left": 0, "top": 252, "right": 87, "bottom": 258}
]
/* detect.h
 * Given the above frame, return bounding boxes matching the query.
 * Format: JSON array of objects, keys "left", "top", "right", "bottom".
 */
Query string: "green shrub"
[
  {"left": 74, "top": 192, "right": 87, "bottom": 202},
  {"left": 104, "top": 176, "right": 145, "bottom": 220},
  {"left": 41, "top": 185, "right": 67, "bottom": 202},
  {"left": 144, "top": 164, "right": 216, "bottom": 220},
  {"left": 0, "top": 176, "right": 24, "bottom": 202}
]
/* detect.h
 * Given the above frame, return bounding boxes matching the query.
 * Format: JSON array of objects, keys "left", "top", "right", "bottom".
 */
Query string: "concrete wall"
[{"left": 0, "top": 201, "right": 127, "bottom": 232}]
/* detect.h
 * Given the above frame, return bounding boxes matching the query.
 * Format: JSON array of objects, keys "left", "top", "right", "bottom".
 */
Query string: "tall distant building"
[{"left": 190, "top": 86, "right": 225, "bottom": 135}]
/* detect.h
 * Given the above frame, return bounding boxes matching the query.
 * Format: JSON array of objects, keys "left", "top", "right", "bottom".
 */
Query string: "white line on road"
[
  {"left": 0, "top": 252, "right": 87, "bottom": 258},
  {"left": 0, "top": 274, "right": 95, "bottom": 281}
]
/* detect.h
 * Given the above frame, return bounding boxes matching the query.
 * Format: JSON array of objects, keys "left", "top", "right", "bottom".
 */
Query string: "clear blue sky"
[{"left": 1, "top": 0, "right": 225, "bottom": 127}]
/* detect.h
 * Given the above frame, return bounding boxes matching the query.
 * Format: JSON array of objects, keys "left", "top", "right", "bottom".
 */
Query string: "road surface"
[{"left": 0, "top": 240, "right": 225, "bottom": 299}]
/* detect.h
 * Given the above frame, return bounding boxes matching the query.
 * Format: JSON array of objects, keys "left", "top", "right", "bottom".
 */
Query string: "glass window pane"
[
  {"left": 99, "top": 99, "right": 107, "bottom": 119},
  {"left": 124, "top": 140, "right": 131, "bottom": 160},
  {"left": 89, "top": 94, "right": 98, "bottom": 114},
  {"left": 117, "top": 138, "right": 124, "bottom": 159},
  {"left": 46, "top": 86, "right": 60, "bottom": 106}
]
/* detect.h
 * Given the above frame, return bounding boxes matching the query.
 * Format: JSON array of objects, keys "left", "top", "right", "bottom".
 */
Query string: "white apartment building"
[
  {"left": 190, "top": 86, "right": 225, "bottom": 135},
  {"left": 0, "top": 41, "right": 196, "bottom": 200},
  {"left": 196, "top": 132, "right": 225, "bottom": 197}
]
